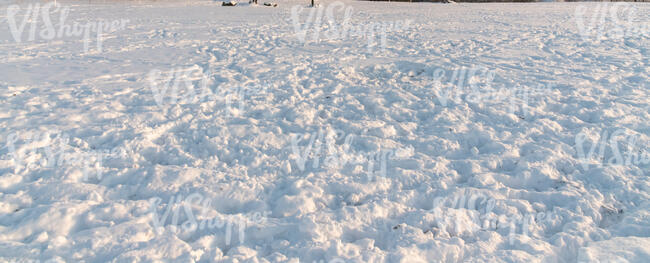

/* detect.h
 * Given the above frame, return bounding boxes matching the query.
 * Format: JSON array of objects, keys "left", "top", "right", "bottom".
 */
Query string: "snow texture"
[{"left": 0, "top": 0, "right": 648, "bottom": 262}]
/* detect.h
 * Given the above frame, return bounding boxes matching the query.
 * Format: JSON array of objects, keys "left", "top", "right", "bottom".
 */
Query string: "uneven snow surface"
[{"left": 0, "top": 0, "right": 649, "bottom": 262}]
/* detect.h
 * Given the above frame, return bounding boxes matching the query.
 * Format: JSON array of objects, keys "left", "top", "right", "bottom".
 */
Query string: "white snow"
[{"left": 0, "top": 0, "right": 648, "bottom": 262}]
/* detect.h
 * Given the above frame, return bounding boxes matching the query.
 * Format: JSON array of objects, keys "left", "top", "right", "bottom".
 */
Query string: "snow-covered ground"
[{"left": 0, "top": 0, "right": 649, "bottom": 262}]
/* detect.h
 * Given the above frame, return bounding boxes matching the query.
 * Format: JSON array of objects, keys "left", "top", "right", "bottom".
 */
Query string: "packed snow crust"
[{"left": 0, "top": 0, "right": 648, "bottom": 262}]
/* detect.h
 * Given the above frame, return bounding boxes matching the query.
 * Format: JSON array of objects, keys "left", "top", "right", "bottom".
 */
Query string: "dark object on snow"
[
  {"left": 264, "top": 2, "right": 278, "bottom": 6},
  {"left": 222, "top": 1, "right": 237, "bottom": 6},
  {"left": 249, "top": 0, "right": 257, "bottom": 4}
]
